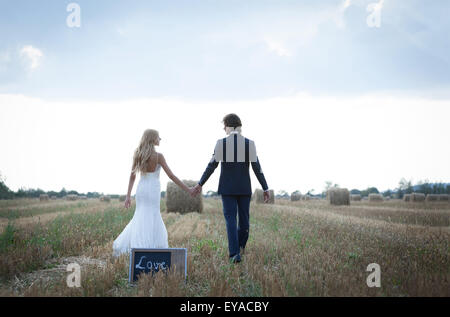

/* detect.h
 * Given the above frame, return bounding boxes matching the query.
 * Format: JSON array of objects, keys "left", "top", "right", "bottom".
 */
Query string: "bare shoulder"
[{"left": 157, "top": 152, "right": 166, "bottom": 163}]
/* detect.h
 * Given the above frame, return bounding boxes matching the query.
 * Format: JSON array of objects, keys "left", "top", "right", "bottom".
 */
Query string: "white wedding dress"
[{"left": 112, "top": 163, "right": 168, "bottom": 257}]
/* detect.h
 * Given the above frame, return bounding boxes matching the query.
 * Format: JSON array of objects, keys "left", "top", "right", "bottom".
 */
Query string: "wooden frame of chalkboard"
[{"left": 129, "top": 248, "right": 187, "bottom": 283}]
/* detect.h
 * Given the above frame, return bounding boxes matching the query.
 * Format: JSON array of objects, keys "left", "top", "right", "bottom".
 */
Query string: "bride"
[{"left": 112, "top": 129, "right": 193, "bottom": 257}]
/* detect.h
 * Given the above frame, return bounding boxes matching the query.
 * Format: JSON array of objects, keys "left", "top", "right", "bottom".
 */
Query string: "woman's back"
[
  {"left": 136, "top": 152, "right": 161, "bottom": 211},
  {"left": 142, "top": 152, "right": 160, "bottom": 174},
  {"left": 145, "top": 152, "right": 160, "bottom": 173}
]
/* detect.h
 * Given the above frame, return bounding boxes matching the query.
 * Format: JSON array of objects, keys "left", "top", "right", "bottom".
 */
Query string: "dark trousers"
[{"left": 221, "top": 195, "right": 252, "bottom": 257}]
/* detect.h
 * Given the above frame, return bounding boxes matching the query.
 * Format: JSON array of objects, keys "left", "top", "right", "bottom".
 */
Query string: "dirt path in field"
[
  {"left": 0, "top": 254, "right": 110, "bottom": 296},
  {"left": 168, "top": 212, "right": 210, "bottom": 241},
  {"left": 0, "top": 202, "right": 215, "bottom": 296}
]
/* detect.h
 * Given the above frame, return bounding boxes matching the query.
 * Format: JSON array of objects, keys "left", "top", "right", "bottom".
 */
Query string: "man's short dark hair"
[{"left": 222, "top": 113, "right": 242, "bottom": 128}]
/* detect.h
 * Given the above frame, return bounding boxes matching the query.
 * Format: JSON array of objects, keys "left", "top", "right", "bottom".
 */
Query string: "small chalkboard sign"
[{"left": 129, "top": 248, "right": 187, "bottom": 283}]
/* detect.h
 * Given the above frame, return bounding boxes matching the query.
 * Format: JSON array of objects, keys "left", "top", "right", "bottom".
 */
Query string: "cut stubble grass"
[{"left": 0, "top": 198, "right": 448, "bottom": 296}]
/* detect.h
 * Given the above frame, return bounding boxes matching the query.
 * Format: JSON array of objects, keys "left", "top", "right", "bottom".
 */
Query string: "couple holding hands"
[{"left": 113, "top": 113, "right": 270, "bottom": 264}]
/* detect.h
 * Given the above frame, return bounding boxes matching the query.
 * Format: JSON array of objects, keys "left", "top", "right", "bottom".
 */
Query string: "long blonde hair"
[{"left": 132, "top": 129, "right": 159, "bottom": 174}]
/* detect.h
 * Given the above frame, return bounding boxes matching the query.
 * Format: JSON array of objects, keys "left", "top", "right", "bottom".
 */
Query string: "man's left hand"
[
  {"left": 263, "top": 191, "right": 270, "bottom": 203},
  {"left": 191, "top": 184, "right": 202, "bottom": 197}
]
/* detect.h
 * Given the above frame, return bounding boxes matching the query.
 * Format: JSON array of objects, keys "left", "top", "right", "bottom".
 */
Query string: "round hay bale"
[
  {"left": 350, "top": 194, "right": 361, "bottom": 201},
  {"left": 411, "top": 193, "right": 425, "bottom": 202},
  {"left": 302, "top": 195, "right": 311, "bottom": 201},
  {"left": 100, "top": 195, "right": 111, "bottom": 202},
  {"left": 403, "top": 194, "right": 411, "bottom": 202},
  {"left": 368, "top": 193, "right": 383, "bottom": 202},
  {"left": 50, "top": 195, "right": 57, "bottom": 200},
  {"left": 166, "top": 180, "right": 203, "bottom": 213},
  {"left": 439, "top": 194, "right": 449, "bottom": 202},
  {"left": 39, "top": 194, "right": 49, "bottom": 202},
  {"left": 268, "top": 190, "right": 275, "bottom": 203},
  {"left": 290, "top": 192, "right": 302, "bottom": 202},
  {"left": 65, "top": 194, "right": 78, "bottom": 201},
  {"left": 327, "top": 188, "right": 350, "bottom": 206},
  {"left": 253, "top": 189, "right": 264, "bottom": 203},
  {"left": 425, "top": 194, "right": 440, "bottom": 202},
  {"left": 79, "top": 196, "right": 87, "bottom": 200},
  {"left": 119, "top": 195, "right": 127, "bottom": 202},
  {"left": 253, "top": 189, "right": 275, "bottom": 204}
]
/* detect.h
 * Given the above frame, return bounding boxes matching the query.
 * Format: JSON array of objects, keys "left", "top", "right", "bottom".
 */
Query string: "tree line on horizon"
[
  {"left": 0, "top": 173, "right": 109, "bottom": 200},
  {"left": 277, "top": 178, "right": 450, "bottom": 199},
  {"left": 1, "top": 173, "right": 449, "bottom": 200}
]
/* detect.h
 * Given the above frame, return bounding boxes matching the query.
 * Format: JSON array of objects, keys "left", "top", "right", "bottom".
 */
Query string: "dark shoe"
[{"left": 230, "top": 254, "right": 241, "bottom": 263}]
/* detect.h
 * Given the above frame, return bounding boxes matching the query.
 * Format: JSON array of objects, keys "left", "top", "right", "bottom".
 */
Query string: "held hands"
[
  {"left": 189, "top": 184, "right": 202, "bottom": 197},
  {"left": 263, "top": 190, "right": 270, "bottom": 203}
]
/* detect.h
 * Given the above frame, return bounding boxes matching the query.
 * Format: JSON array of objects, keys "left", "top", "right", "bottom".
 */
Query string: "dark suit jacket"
[{"left": 198, "top": 133, "right": 269, "bottom": 195}]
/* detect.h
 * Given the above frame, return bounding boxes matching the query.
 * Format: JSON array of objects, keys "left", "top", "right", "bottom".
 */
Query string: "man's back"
[
  {"left": 199, "top": 132, "right": 268, "bottom": 195},
  {"left": 194, "top": 113, "right": 270, "bottom": 263}
]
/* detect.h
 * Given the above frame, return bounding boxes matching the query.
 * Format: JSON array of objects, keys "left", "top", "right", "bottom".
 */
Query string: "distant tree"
[
  {"left": 393, "top": 178, "right": 425, "bottom": 198},
  {"left": 87, "top": 192, "right": 101, "bottom": 198},
  {"left": 350, "top": 189, "right": 361, "bottom": 195},
  {"left": 205, "top": 190, "right": 218, "bottom": 197},
  {"left": 398, "top": 178, "right": 413, "bottom": 194},
  {"left": 436, "top": 183, "right": 446, "bottom": 194},
  {"left": 359, "top": 187, "right": 378, "bottom": 197},
  {"left": 0, "top": 173, "right": 14, "bottom": 200},
  {"left": 367, "top": 187, "right": 379, "bottom": 194},
  {"left": 276, "top": 190, "right": 289, "bottom": 199},
  {"left": 20, "top": 188, "right": 44, "bottom": 198},
  {"left": 161, "top": 191, "right": 166, "bottom": 198},
  {"left": 417, "top": 182, "right": 430, "bottom": 195},
  {"left": 323, "top": 181, "right": 339, "bottom": 197},
  {"left": 47, "top": 190, "right": 58, "bottom": 197},
  {"left": 14, "top": 188, "right": 43, "bottom": 198},
  {"left": 15, "top": 188, "right": 24, "bottom": 198},
  {"left": 59, "top": 187, "right": 68, "bottom": 198}
]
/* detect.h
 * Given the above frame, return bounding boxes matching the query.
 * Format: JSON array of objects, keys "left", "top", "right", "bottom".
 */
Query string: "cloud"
[
  {"left": 263, "top": 37, "right": 293, "bottom": 57},
  {"left": 204, "top": 2, "right": 353, "bottom": 60},
  {"left": 20, "top": 45, "right": 43, "bottom": 70},
  {"left": 343, "top": 0, "right": 352, "bottom": 10},
  {"left": 261, "top": 1, "right": 358, "bottom": 57}
]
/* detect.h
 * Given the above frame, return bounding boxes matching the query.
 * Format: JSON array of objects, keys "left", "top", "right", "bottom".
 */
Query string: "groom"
[{"left": 191, "top": 113, "right": 270, "bottom": 263}]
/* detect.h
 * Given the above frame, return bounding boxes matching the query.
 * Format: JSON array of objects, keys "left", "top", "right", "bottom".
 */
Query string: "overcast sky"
[{"left": 1, "top": 0, "right": 449, "bottom": 195}]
